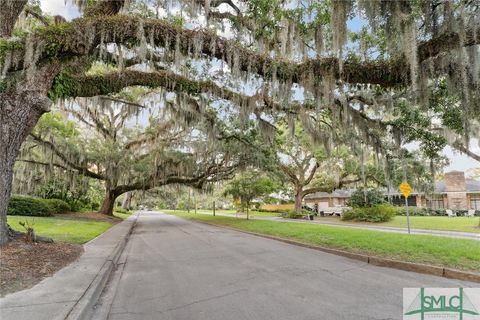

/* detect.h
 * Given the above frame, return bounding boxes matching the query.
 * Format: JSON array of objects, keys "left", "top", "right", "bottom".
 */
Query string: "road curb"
[
  {"left": 190, "top": 219, "right": 480, "bottom": 283},
  {"left": 65, "top": 212, "right": 138, "bottom": 320}
]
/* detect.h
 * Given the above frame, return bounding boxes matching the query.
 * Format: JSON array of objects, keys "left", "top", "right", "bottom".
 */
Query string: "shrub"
[
  {"left": 281, "top": 210, "right": 304, "bottom": 219},
  {"left": 397, "top": 207, "right": 430, "bottom": 216},
  {"left": 41, "top": 198, "right": 71, "bottom": 214},
  {"left": 348, "top": 188, "right": 385, "bottom": 208},
  {"left": 114, "top": 207, "right": 131, "bottom": 215},
  {"left": 342, "top": 204, "right": 398, "bottom": 222},
  {"left": 395, "top": 208, "right": 480, "bottom": 217},
  {"left": 257, "top": 208, "right": 284, "bottom": 213},
  {"left": 7, "top": 195, "right": 53, "bottom": 217}
]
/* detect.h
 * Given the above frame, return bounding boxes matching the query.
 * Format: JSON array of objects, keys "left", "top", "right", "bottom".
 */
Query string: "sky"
[{"left": 39, "top": 0, "right": 480, "bottom": 176}]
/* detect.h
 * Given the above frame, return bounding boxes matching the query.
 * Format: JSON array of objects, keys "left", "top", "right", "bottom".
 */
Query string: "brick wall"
[
  {"left": 444, "top": 171, "right": 468, "bottom": 209},
  {"left": 444, "top": 171, "right": 466, "bottom": 192}
]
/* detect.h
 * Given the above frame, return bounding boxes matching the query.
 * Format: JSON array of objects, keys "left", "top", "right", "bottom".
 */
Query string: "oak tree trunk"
[
  {"left": 0, "top": 92, "right": 50, "bottom": 244},
  {"left": 0, "top": 0, "right": 28, "bottom": 38},
  {"left": 294, "top": 188, "right": 304, "bottom": 213},
  {"left": 100, "top": 190, "right": 117, "bottom": 216}
]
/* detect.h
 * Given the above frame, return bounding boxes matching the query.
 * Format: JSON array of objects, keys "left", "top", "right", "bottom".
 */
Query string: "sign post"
[{"left": 399, "top": 181, "right": 412, "bottom": 234}]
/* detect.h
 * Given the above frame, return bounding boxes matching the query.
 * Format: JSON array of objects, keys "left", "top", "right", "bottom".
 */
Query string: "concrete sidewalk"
[
  {"left": 0, "top": 212, "right": 138, "bottom": 320},
  {"left": 194, "top": 211, "right": 480, "bottom": 241}
]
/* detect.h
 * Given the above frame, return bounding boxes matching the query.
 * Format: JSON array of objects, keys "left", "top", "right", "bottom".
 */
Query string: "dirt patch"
[
  {"left": 56, "top": 211, "right": 123, "bottom": 223},
  {"left": 0, "top": 237, "right": 83, "bottom": 297}
]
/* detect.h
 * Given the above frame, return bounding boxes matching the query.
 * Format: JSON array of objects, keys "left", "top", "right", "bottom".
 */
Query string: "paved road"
[{"left": 94, "top": 212, "right": 476, "bottom": 320}]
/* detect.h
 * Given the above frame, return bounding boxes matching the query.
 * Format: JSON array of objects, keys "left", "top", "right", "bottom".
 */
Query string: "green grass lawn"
[
  {"left": 171, "top": 209, "right": 281, "bottom": 217},
  {"left": 167, "top": 211, "right": 480, "bottom": 272},
  {"left": 320, "top": 216, "right": 480, "bottom": 233},
  {"left": 7, "top": 216, "right": 113, "bottom": 244}
]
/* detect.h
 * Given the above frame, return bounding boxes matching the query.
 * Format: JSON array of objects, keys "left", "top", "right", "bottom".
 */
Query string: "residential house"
[{"left": 304, "top": 171, "right": 480, "bottom": 212}]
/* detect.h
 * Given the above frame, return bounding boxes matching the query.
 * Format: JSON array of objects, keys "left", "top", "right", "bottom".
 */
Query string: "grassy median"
[{"left": 165, "top": 211, "right": 480, "bottom": 272}]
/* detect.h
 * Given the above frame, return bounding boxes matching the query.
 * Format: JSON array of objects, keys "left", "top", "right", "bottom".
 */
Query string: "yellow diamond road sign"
[{"left": 399, "top": 182, "right": 412, "bottom": 198}]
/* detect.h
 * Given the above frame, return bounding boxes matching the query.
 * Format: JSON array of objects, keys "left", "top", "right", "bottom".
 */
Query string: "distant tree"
[
  {"left": 224, "top": 172, "right": 279, "bottom": 219},
  {"left": 348, "top": 188, "right": 385, "bottom": 208},
  {"left": 272, "top": 121, "right": 384, "bottom": 212},
  {"left": 17, "top": 99, "right": 251, "bottom": 215}
]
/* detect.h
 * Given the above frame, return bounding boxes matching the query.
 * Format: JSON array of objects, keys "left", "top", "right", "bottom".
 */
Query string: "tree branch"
[
  {"left": 451, "top": 141, "right": 480, "bottom": 162},
  {"left": 3, "top": 15, "right": 479, "bottom": 88},
  {"left": 29, "top": 133, "right": 106, "bottom": 180}
]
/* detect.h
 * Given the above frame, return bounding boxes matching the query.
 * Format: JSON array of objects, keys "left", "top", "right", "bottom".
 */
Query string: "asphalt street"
[{"left": 93, "top": 212, "right": 476, "bottom": 320}]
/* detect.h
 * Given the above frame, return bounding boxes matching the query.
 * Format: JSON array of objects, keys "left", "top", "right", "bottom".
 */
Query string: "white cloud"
[{"left": 40, "top": 0, "right": 79, "bottom": 20}]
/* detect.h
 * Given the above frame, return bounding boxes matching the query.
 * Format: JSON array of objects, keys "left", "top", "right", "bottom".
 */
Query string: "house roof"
[{"left": 304, "top": 179, "right": 480, "bottom": 199}]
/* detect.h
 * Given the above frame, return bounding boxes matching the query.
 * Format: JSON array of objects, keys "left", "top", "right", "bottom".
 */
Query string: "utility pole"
[
  {"left": 194, "top": 191, "right": 197, "bottom": 214},
  {"left": 402, "top": 161, "right": 411, "bottom": 234}
]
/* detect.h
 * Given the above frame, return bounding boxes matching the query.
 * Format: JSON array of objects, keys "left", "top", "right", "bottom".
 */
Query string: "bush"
[
  {"left": 348, "top": 188, "right": 385, "bottom": 208},
  {"left": 342, "top": 204, "right": 398, "bottom": 222},
  {"left": 257, "top": 208, "right": 284, "bottom": 213},
  {"left": 396, "top": 208, "right": 480, "bottom": 217},
  {"left": 397, "top": 207, "right": 430, "bottom": 216},
  {"left": 7, "top": 195, "right": 53, "bottom": 217},
  {"left": 114, "top": 207, "right": 131, "bottom": 215},
  {"left": 41, "top": 198, "right": 71, "bottom": 214},
  {"left": 281, "top": 209, "right": 304, "bottom": 219}
]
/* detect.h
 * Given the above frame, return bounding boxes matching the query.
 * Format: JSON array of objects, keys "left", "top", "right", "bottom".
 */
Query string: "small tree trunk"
[
  {"left": 0, "top": 159, "right": 14, "bottom": 245},
  {"left": 294, "top": 188, "right": 304, "bottom": 213},
  {"left": 100, "top": 190, "right": 117, "bottom": 216},
  {"left": 121, "top": 192, "right": 132, "bottom": 210}
]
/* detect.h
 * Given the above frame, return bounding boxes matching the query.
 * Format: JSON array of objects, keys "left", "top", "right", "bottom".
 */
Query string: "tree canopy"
[{"left": 0, "top": 0, "right": 479, "bottom": 243}]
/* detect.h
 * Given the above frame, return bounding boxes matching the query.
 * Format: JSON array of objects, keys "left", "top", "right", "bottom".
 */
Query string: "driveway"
[{"left": 94, "top": 212, "right": 476, "bottom": 320}]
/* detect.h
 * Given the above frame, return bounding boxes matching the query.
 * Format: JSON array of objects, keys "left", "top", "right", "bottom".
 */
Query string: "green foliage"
[
  {"left": 35, "top": 112, "right": 78, "bottom": 137},
  {"left": 47, "top": 71, "right": 77, "bottom": 101},
  {"left": 224, "top": 172, "right": 279, "bottom": 210},
  {"left": 348, "top": 188, "right": 385, "bottom": 208},
  {"left": 281, "top": 209, "right": 304, "bottom": 219},
  {"left": 342, "top": 203, "right": 398, "bottom": 222},
  {"left": 41, "top": 198, "right": 71, "bottom": 214},
  {"left": 7, "top": 195, "right": 53, "bottom": 217},
  {"left": 33, "top": 178, "right": 102, "bottom": 212},
  {"left": 397, "top": 207, "right": 479, "bottom": 217},
  {"left": 390, "top": 100, "right": 447, "bottom": 158},
  {"left": 114, "top": 207, "right": 131, "bottom": 215}
]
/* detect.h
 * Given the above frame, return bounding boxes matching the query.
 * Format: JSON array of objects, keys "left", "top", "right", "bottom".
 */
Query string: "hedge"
[
  {"left": 42, "top": 198, "right": 71, "bottom": 214},
  {"left": 114, "top": 207, "right": 131, "bottom": 215},
  {"left": 7, "top": 195, "right": 53, "bottom": 217},
  {"left": 342, "top": 204, "right": 398, "bottom": 222},
  {"left": 280, "top": 209, "right": 311, "bottom": 219},
  {"left": 397, "top": 207, "right": 480, "bottom": 217}
]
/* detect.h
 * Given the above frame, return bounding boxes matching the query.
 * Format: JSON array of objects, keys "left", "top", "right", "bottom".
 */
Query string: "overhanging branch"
[{"left": 3, "top": 15, "right": 480, "bottom": 88}]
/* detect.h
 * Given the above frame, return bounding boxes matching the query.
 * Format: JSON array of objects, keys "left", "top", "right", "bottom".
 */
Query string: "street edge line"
[{"left": 64, "top": 212, "right": 139, "bottom": 320}]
